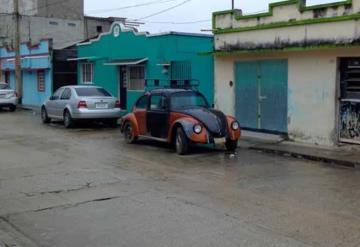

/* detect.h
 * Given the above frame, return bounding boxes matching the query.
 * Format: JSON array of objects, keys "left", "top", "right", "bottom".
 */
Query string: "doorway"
[{"left": 235, "top": 59, "right": 288, "bottom": 134}]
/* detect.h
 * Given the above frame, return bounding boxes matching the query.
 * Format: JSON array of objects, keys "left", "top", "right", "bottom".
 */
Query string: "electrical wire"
[
  {"left": 135, "top": 0, "right": 193, "bottom": 20},
  {"left": 86, "top": 0, "right": 179, "bottom": 14}
]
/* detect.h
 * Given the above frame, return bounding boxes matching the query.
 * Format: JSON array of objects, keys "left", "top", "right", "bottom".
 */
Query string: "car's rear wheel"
[
  {"left": 41, "top": 107, "right": 50, "bottom": 124},
  {"left": 123, "top": 122, "right": 137, "bottom": 144},
  {"left": 175, "top": 127, "right": 189, "bottom": 155},
  {"left": 64, "top": 110, "right": 75, "bottom": 129},
  {"left": 225, "top": 139, "right": 238, "bottom": 152},
  {"left": 9, "top": 105, "right": 16, "bottom": 112}
]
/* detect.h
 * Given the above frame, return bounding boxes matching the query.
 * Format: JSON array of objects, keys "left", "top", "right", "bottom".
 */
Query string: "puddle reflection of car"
[
  {"left": 0, "top": 82, "right": 18, "bottom": 112},
  {"left": 41, "top": 86, "right": 121, "bottom": 128},
  {"left": 121, "top": 88, "right": 241, "bottom": 155}
]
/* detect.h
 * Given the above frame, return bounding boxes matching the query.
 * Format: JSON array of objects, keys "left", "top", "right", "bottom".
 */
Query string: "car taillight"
[
  {"left": 115, "top": 100, "right": 121, "bottom": 108},
  {"left": 77, "top": 101, "right": 87, "bottom": 109},
  {"left": 14, "top": 92, "right": 18, "bottom": 97}
]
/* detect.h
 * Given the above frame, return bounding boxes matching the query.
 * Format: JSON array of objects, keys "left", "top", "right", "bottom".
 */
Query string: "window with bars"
[
  {"left": 37, "top": 70, "right": 45, "bottom": 92},
  {"left": 81, "top": 63, "right": 94, "bottom": 84},
  {"left": 128, "top": 66, "right": 145, "bottom": 91}
]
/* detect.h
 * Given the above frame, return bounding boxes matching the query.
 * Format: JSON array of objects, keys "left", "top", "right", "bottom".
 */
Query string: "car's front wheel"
[
  {"left": 41, "top": 107, "right": 50, "bottom": 124},
  {"left": 225, "top": 139, "right": 238, "bottom": 152},
  {"left": 9, "top": 105, "right": 16, "bottom": 112},
  {"left": 175, "top": 127, "right": 189, "bottom": 155},
  {"left": 64, "top": 110, "right": 75, "bottom": 128},
  {"left": 123, "top": 122, "right": 137, "bottom": 144}
]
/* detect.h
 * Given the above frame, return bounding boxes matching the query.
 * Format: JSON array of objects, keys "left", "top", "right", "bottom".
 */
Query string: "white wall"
[{"left": 214, "top": 48, "right": 360, "bottom": 146}]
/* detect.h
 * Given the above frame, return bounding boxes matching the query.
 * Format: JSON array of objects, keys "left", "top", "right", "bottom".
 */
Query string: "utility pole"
[
  {"left": 232, "top": 0, "right": 235, "bottom": 10},
  {"left": 14, "top": 0, "right": 22, "bottom": 102}
]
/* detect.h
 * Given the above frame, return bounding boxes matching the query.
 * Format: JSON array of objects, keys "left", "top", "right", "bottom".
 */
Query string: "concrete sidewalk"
[{"left": 239, "top": 131, "right": 360, "bottom": 168}]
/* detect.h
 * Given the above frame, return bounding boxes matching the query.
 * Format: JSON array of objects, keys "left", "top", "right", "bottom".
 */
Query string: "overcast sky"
[{"left": 84, "top": 0, "right": 339, "bottom": 33}]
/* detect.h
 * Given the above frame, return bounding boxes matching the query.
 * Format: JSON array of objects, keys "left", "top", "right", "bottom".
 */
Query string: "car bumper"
[
  {"left": 0, "top": 97, "right": 17, "bottom": 106},
  {"left": 72, "top": 108, "right": 122, "bottom": 119}
]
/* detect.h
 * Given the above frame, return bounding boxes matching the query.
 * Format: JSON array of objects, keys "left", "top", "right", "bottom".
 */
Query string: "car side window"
[
  {"left": 52, "top": 88, "right": 63, "bottom": 100},
  {"left": 135, "top": 96, "right": 148, "bottom": 109},
  {"left": 150, "top": 95, "right": 167, "bottom": 111},
  {"left": 60, "top": 88, "right": 71, "bottom": 100}
]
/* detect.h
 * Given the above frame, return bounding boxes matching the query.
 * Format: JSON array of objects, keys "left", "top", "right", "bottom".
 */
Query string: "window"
[
  {"left": 170, "top": 92, "right": 209, "bottom": 110},
  {"left": 150, "top": 95, "right": 167, "bottom": 111},
  {"left": 135, "top": 96, "right": 148, "bottom": 109},
  {"left": 60, "top": 88, "right": 71, "bottom": 100},
  {"left": 49, "top": 21, "right": 58, "bottom": 25},
  {"left": 96, "top": 25, "right": 103, "bottom": 33},
  {"left": 37, "top": 70, "right": 45, "bottom": 92},
  {"left": 81, "top": 63, "right": 93, "bottom": 84},
  {"left": 128, "top": 66, "right": 145, "bottom": 91},
  {"left": 52, "top": 88, "right": 63, "bottom": 100},
  {"left": 75, "top": 87, "right": 111, "bottom": 97},
  {"left": 68, "top": 23, "right": 76, "bottom": 27}
]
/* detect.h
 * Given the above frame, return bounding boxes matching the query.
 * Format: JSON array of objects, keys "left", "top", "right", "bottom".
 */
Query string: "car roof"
[{"left": 148, "top": 88, "right": 197, "bottom": 96}]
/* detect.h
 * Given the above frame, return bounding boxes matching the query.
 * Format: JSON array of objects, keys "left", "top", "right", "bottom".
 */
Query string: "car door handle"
[{"left": 259, "top": 96, "right": 267, "bottom": 101}]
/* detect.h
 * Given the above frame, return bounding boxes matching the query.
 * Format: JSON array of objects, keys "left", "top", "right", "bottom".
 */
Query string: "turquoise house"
[
  {"left": 76, "top": 23, "right": 214, "bottom": 111},
  {"left": 0, "top": 40, "right": 52, "bottom": 107}
]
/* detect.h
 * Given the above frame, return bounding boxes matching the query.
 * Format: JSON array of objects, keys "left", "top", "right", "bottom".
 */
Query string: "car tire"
[
  {"left": 9, "top": 105, "right": 16, "bottom": 112},
  {"left": 41, "top": 107, "right": 51, "bottom": 124},
  {"left": 225, "top": 139, "right": 238, "bottom": 152},
  {"left": 175, "top": 127, "right": 189, "bottom": 155},
  {"left": 64, "top": 110, "right": 75, "bottom": 129},
  {"left": 123, "top": 122, "right": 137, "bottom": 144}
]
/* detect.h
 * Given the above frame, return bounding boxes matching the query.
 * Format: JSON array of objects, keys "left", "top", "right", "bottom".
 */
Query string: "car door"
[
  {"left": 147, "top": 94, "right": 169, "bottom": 139},
  {"left": 56, "top": 88, "right": 72, "bottom": 118},
  {"left": 47, "top": 88, "right": 64, "bottom": 117},
  {"left": 134, "top": 95, "right": 149, "bottom": 135}
]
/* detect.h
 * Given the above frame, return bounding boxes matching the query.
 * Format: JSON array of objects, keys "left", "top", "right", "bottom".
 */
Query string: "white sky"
[{"left": 84, "top": 0, "right": 342, "bottom": 33}]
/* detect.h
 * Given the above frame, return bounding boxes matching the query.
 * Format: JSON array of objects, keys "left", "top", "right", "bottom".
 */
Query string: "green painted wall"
[{"left": 77, "top": 24, "right": 214, "bottom": 112}]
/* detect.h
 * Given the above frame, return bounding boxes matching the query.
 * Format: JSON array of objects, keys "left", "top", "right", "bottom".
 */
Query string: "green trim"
[
  {"left": 213, "top": 0, "right": 353, "bottom": 33},
  {"left": 215, "top": 13, "right": 360, "bottom": 34},
  {"left": 213, "top": 42, "right": 360, "bottom": 56}
]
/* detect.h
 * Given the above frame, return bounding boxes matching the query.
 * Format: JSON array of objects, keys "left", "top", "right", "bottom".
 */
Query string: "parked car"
[
  {"left": 41, "top": 85, "right": 121, "bottom": 128},
  {"left": 121, "top": 88, "right": 241, "bottom": 155},
  {"left": 0, "top": 82, "right": 18, "bottom": 112}
]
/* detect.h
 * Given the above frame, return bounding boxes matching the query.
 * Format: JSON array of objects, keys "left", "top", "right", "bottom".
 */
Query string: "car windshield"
[
  {"left": 171, "top": 92, "right": 209, "bottom": 109},
  {"left": 0, "top": 84, "right": 9, "bottom": 90},
  {"left": 75, "top": 87, "right": 111, "bottom": 97}
]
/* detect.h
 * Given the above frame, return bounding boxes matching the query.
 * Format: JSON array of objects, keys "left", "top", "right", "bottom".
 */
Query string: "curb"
[{"left": 248, "top": 146, "right": 359, "bottom": 168}]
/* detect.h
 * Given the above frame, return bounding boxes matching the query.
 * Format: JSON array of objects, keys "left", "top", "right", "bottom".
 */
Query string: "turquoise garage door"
[{"left": 235, "top": 59, "right": 288, "bottom": 134}]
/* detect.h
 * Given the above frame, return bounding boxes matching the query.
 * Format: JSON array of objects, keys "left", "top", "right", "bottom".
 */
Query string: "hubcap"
[
  {"left": 42, "top": 110, "right": 46, "bottom": 120},
  {"left": 64, "top": 113, "right": 69, "bottom": 126},
  {"left": 125, "top": 125, "right": 133, "bottom": 140},
  {"left": 176, "top": 134, "right": 182, "bottom": 151}
]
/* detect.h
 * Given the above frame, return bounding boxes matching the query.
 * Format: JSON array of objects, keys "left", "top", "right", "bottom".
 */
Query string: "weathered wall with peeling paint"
[
  {"left": 214, "top": 0, "right": 360, "bottom": 51},
  {"left": 214, "top": 48, "right": 360, "bottom": 146}
]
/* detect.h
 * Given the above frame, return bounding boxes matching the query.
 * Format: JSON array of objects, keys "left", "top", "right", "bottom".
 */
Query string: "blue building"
[
  {"left": 0, "top": 40, "right": 52, "bottom": 107},
  {"left": 0, "top": 39, "right": 77, "bottom": 108}
]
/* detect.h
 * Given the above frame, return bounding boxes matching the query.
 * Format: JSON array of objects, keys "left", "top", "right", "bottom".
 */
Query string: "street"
[{"left": 0, "top": 110, "right": 360, "bottom": 247}]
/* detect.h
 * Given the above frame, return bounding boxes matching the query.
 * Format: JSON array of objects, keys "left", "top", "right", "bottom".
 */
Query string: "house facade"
[
  {"left": 0, "top": 39, "right": 52, "bottom": 107},
  {"left": 213, "top": 0, "right": 360, "bottom": 146},
  {"left": 0, "top": 39, "right": 77, "bottom": 107},
  {"left": 76, "top": 23, "right": 214, "bottom": 112}
]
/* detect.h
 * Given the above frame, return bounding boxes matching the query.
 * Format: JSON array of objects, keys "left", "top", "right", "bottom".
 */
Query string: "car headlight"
[
  {"left": 193, "top": 124, "right": 202, "bottom": 134},
  {"left": 231, "top": 121, "right": 240, "bottom": 131}
]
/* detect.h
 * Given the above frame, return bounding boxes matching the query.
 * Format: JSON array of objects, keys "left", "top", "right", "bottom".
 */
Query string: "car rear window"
[{"left": 75, "top": 88, "right": 111, "bottom": 97}]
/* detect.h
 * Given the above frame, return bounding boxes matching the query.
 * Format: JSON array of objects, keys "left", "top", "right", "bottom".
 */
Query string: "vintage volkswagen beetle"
[{"left": 120, "top": 89, "right": 241, "bottom": 155}]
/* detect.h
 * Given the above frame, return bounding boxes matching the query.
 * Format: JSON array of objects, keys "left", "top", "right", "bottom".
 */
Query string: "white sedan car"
[
  {"left": 41, "top": 85, "right": 122, "bottom": 128},
  {"left": 0, "top": 82, "right": 18, "bottom": 112}
]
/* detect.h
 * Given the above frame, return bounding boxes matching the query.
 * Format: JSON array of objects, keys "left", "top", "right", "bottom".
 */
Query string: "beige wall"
[{"left": 215, "top": 48, "right": 360, "bottom": 146}]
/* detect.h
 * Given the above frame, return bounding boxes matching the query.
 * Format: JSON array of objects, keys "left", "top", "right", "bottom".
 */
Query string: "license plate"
[
  {"left": 95, "top": 103, "right": 108, "bottom": 109},
  {"left": 214, "top": 137, "right": 226, "bottom": 144}
]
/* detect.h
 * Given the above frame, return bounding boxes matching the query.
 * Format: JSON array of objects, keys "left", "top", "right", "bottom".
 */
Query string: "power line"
[
  {"left": 140, "top": 19, "right": 211, "bottom": 25},
  {"left": 86, "top": 0, "right": 179, "bottom": 14},
  {"left": 135, "top": 0, "right": 193, "bottom": 20}
]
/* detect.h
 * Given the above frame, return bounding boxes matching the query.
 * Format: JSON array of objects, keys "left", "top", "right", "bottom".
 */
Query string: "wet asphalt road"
[{"left": 0, "top": 110, "right": 360, "bottom": 247}]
